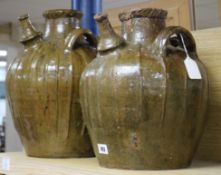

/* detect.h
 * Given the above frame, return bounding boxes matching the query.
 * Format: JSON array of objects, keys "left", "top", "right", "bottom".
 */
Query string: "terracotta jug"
[
  {"left": 6, "top": 9, "right": 97, "bottom": 158},
  {"left": 80, "top": 9, "right": 208, "bottom": 170}
]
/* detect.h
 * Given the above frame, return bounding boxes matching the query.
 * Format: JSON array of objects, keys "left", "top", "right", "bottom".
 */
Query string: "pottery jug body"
[
  {"left": 80, "top": 9, "right": 208, "bottom": 170},
  {"left": 6, "top": 10, "right": 97, "bottom": 158}
]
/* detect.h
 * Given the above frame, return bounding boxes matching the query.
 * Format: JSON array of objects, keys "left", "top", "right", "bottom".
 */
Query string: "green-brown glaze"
[
  {"left": 6, "top": 10, "right": 97, "bottom": 158},
  {"left": 80, "top": 9, "right": 208, "bottom": 169}
]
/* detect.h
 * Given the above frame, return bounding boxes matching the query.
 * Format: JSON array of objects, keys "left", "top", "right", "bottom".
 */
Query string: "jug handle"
[
  {"left": 65, "top": 28, "right": 97, "bottom": 50},
  {"left": 154, "top": 26, "right": 197, "bottom": 58}
]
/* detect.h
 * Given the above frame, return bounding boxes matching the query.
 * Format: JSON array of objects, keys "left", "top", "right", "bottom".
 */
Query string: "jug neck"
[
  {"left": 130, "top": 18, "right": 166, "bottom": 45},
  {"left": 119, "top": 8, "right": 167, "bottom": 46},
  {"left": 44, "top": 18, "right": 80, "bottom": 41},
  {"left": 43, "top": 9, "right": 82, "bottom": 44}
]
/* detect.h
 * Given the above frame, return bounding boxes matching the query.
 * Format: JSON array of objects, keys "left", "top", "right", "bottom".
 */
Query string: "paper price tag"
[
  {"left": 179, "top": 33, "right": 202, "bottom": 80},
  {"left": 184, "top": 57, "right": 202, "bottom": 79},
  {"left": 97, "top": 144, "right": 109, "bottom": 155}
]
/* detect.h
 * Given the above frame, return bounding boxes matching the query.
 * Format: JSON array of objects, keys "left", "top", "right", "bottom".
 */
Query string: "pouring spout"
[
  {"left": 18, "top": 14, "right": 42, "bottom": 45},
  {"left": 94, "top": 13, "right": 125, "bottom": 52}
]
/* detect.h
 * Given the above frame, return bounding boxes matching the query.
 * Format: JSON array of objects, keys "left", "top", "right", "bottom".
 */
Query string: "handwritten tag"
[
  {"left": 97, "top": 144, "right": 109, "bottom": 155},
  {"left": 184, "top": 56, "right": 202, "bottom": 79}
]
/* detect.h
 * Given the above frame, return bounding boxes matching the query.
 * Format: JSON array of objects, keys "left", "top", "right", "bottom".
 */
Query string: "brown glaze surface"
[
  {"left": 6, "top": 9, "right": 97, "bottom": 158},
  {"left": 80, "top": 9, "right": 208, "bottom": 169}
]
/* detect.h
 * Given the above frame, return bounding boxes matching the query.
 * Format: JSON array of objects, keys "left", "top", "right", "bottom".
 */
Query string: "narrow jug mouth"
[
  {"left": 119, "top": 8, "right": 168, "bottom": 22},
  {"left": 43, "top": 9, "right": 82, "bottom": 19}
]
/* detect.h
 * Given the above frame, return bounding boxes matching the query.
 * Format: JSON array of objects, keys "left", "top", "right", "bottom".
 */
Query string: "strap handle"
[
  {"left": 154, "top": 26, "right": 197, "bottom": 58},
  {"left": 65, "top": 28, "right": 97, "bottom": 50}
]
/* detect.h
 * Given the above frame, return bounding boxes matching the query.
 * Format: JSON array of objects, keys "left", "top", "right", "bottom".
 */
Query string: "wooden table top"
[{"left": 0, "top": 152, "right": 220, "bottom": 175}]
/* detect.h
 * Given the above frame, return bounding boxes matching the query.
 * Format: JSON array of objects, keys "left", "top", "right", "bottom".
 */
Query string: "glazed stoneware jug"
[
  {"left": 80, "top": 9, "right": 208, "bottom": 170},
  {"left": 6, "top": 9, "right": 97, "bottom": 158}
]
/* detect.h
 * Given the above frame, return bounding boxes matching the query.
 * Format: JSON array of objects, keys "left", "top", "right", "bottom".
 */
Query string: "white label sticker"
[
  {"left": 97, "top": 144, "right": 109, "bottom": 155},
  {"left": 2, "top": 157, "right": 10, "bottom": 171},
  {"left": 184, "top": 57, "right": 202, "bottom": 79}
]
